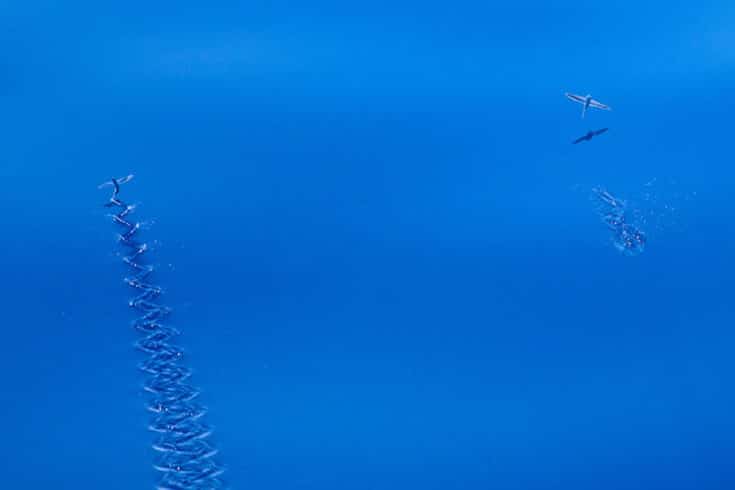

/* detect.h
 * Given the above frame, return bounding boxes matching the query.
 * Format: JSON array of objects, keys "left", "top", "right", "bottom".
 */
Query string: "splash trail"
[{"left": 100, "top": 175, "right": 226, "bottom": 489}]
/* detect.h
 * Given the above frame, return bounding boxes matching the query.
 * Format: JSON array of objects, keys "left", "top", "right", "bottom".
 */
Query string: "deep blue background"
[{"left": 2, "top": 1, "right": 734, "bottom": 488}]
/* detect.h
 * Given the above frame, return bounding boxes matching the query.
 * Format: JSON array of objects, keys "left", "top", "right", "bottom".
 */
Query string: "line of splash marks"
[{"left": 100, "top": 175, "right": 226, "bottom": 489}]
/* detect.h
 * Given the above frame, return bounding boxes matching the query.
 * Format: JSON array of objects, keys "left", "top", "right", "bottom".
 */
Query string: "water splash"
[
  {"left": 100, "top": 175, "right": 226, "bottom": 489},
  {"left": 591, "top": 187, "right": 647, "bottom": 256}
]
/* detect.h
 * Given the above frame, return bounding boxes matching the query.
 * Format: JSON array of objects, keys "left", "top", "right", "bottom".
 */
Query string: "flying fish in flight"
[{"left": 565, "top": 93, "right": 611, "bottom": 118}]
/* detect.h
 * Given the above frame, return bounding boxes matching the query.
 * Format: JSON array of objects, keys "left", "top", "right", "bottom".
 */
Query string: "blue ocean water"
[{"left": 2, "top": 2, "right": 734, "bottom": 488}]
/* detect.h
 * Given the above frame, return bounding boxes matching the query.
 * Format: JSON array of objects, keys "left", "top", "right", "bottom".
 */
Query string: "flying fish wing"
[
  {"left": 565, "top": 92, "right": 586, "bottom": 104},
  {"left": 589, "top": 99, "right": 611, "bottom": 110}
]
